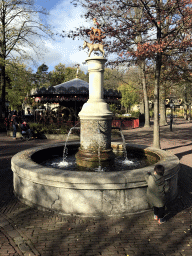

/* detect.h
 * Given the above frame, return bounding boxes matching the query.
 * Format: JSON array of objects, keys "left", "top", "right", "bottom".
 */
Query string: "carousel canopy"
[
  {"left": 31, "top": 78, "right": 121, "bottom": 98},
  {"left": 31, "top": 77, "right": 121, "bottom": 105}
]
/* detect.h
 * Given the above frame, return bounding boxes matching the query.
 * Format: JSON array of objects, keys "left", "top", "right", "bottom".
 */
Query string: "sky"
[{"left": 32, "top": 0, "right": 90, "bottom": 73}]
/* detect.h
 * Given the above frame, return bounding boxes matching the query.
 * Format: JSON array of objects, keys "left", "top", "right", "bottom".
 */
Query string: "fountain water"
[
  {"left": 119, "top": 129, "right": 134, "bottom": 165},
  {"left": 51, "top": 122, "right": 135, "bottom": 172},
  {"left": 62, "top": 123, "right": 80, "bottom": 161},
  {"left": 54, "top": 123, "right": 80, "bottom": 168},
  {"left": 95, "top": 145, "right": 103, "bottom": 172}
]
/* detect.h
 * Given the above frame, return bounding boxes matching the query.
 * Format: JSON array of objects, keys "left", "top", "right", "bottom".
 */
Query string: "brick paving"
[{"left": 0, "top": 118, "right": 192, "bottom": 256}]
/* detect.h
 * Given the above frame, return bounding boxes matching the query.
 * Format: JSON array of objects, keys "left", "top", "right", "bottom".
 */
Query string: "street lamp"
[
  {"left": 74, "top": 96, "right": 77, "bottom": 123},
  {"left": 169, "top": 99, "right": 174, "bottom": 131}
]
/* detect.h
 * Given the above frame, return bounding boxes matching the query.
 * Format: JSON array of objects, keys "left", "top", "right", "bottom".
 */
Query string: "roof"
[
  {"left": 54, "top": 78, "right": 89, "bottom": 89},
  {"left": 31, "top": 78, "right": 121, "bottom": 98}
]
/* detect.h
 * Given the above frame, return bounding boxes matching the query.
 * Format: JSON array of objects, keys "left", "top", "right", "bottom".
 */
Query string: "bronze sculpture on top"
[{"left": 83, "top": 19, "right": 106, "bottom": 57}]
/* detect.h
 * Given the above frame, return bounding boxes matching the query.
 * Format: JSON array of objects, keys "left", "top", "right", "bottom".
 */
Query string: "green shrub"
[
  {"left": 29, "top": 123, "right": 69, "bottom": 136},
  {"left": 59, "top": 126, "right": 68, "bottom": 134},
  {"left": 149, "top": 110, "right": 154, "bottom": 118},
  {"left": 29, "top": 123, "right": 44, "bottom": 137},
  {"left": 174, "top": 109, "right": 183, "bottom": 117},
  {"left": 116, "top": 109, "right": 126, "bottom": 115},
  {"left": 109, "top": 104, "right": 117, "bottom": 114},
  {"left": 130, "top": 110, "right": 140, "bottom": 118}
]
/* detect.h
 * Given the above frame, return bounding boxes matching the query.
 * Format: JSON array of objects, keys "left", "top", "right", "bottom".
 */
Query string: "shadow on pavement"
[
  {"left": 1, "top": 124, "right": 192, "bottom": 255},
  {"left": 175, "top": 148, "right": 192, "bottom": 160},
  {"left": 165, "top": 163, "right": 192, "bottom": 221},
  {"left": 164, "top": 142, "right": 192, "bottom": 151}
]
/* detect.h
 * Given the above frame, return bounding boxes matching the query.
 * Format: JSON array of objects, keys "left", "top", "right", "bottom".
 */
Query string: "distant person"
[
  {"left": 11, "top": 111, "right": 19, "bottom": 139},
  {"left": 21, "top": 120, "right": 33, "bottom": 138},
  {"left": 145, "top": 164, "right": 169, "bottom": 224}
]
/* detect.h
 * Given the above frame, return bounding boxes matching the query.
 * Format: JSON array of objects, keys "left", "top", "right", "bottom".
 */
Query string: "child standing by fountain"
[{"left": 145, "top": 164, "right": 169, "bottom": 224}]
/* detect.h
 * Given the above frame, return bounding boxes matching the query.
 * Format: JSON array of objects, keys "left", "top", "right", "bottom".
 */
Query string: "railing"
[
  {"left": 4, "top": 116, "right": 139, "bottom": 131},
  {"left": 33, "top": 119, "right": 139, "bottom": 130},
  {"left": 48, "top": 119, "right": 139, "bottom": 130},
  {"left": 112, "top": 118, "right": 139, "bottom": 129},
  {"left": 63, "top": 119, "right": 139, "bottom": 130}
]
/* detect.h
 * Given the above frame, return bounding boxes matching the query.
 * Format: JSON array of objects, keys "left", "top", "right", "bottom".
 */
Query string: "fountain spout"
[
  {"left": 112, "top": 126, "right": 128, "bottom": 160},
  {"left": 70, "top": 127, "right": 80, "bottom": 131}
]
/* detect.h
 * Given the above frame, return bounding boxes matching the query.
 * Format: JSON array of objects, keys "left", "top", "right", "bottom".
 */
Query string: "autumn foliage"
[{"left": 65, "top": 0, "right": 192, "bottom": 148}]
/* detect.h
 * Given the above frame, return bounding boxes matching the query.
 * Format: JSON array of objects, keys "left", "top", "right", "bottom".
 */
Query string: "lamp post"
[
  {"left": 170, "top": 99, "right": 174, "bottom": 131},
  {"left": 74, "top": 95, "right": 77, "bottom": 123}
]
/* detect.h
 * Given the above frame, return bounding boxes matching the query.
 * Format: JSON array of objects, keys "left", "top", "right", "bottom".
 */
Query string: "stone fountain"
[{"left": 11, "top": 23, "right": 179, "bottom": 216}]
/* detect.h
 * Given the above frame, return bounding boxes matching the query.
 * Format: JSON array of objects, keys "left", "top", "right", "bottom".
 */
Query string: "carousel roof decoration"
[{"left": 31, "top": 64, "right": 121, "bottom": 103}]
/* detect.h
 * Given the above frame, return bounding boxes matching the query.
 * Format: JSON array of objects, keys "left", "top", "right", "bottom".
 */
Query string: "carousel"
[{"left": 28, "top": 68, "right": 121, "bottom": 124}]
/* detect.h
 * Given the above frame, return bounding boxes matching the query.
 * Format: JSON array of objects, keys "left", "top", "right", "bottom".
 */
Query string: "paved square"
[{"left": 0, "top": 118, "right": 192, "bottom": 255}]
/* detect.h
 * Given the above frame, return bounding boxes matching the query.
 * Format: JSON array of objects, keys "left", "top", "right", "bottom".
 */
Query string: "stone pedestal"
[{"left": 76, "top": 56, "right": 114, "bottom": 168}]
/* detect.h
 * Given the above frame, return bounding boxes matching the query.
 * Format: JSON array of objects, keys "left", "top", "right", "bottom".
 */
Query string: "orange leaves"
[
  {"left": 118, "top": 52, "right": 124, "bottom": 58},
  {"left": 128, "top": 35, "right": 192, "bottom": 59},
  {"left": 131, "top": 42, "right": 167, "bottom": 58}
]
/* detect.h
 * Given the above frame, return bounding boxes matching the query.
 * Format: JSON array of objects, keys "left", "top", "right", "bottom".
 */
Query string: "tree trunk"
[
  {"left": 1, "top": 64, "right": 6, "bottom": 117},
  {"left": 153, "top": 1, "right": 161, "bottom": 149},
  {"left": 159, "top": 85, "right": 167, "bottom": 126},
  {"left": 188, "top": 104, "right": 191, "bottom": 122},
  {"left": 184, "top": 103, "right": 188, "bottom": 120},
  {"left": 159, "top": 99, "right": 167, "bottom": 126},
  {"left": 153, "top": 85, "right": 160, "bottom": 148},
  {"left": 184, "top": 86, "right": 188, "bottom": 120},
  {"left": 134, "top": 8, "right": 150, "bottom": 126},
  {"left": 1, "top": 1, "right": 6, "bottom": 117},
  {"left": 140, "top": 99, "right": 144, "bottom": 114},
  {"left": 141, "top": 61, "right": 150, "bottom": 127},
  {"left": 153, "top": 52, "right": 161, "bottom": 149}
]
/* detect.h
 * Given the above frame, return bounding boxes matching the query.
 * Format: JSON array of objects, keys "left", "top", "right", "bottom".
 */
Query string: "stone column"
[{"left": 76, "top": 56, "right": 114, "bottom": 168}]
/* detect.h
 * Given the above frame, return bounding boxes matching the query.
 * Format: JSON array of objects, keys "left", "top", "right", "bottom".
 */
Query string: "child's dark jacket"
[{"left": 145, "top": 172, "right": 169, "bottom": 207}]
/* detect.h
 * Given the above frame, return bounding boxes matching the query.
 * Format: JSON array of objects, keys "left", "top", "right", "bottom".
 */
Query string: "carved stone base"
[
  {"left": 80, "top": 119, "right": 112, "bottom": 151},
  {"left": 75, "top": 148, "right": 115, "bottom": 169}
]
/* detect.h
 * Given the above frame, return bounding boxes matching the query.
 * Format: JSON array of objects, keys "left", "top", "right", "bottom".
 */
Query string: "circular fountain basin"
[{"left": 11, "top": 142, "right": 179, "bottom": 216}]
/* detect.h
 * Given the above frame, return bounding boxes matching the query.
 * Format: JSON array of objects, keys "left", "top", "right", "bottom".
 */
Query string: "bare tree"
[{"left": 0, "top": 0, "right": 53, "bottom": 116}]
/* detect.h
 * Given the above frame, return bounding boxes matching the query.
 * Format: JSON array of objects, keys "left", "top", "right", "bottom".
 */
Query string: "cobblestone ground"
[{"left": 0, "top": 118, "right": 192, "bottom": 256}]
